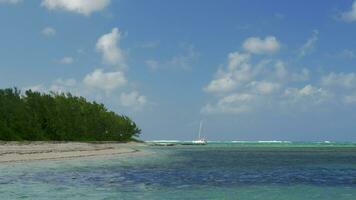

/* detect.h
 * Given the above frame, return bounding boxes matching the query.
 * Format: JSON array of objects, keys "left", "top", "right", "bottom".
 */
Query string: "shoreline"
[{"left": 0, "top": 142, "right": 147, "bottom": 163}]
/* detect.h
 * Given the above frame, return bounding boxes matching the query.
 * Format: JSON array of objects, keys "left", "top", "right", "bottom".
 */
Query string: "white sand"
[{"left": 0, "top": 142, "right": 146, "bottom": 163}]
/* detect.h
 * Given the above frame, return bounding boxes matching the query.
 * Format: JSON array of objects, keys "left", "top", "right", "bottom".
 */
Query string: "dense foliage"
[{"left": 0, "top": 88, "right": 141, "bottom": 141}]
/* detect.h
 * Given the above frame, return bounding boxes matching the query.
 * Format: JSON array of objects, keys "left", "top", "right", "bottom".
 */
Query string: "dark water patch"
[
  {"left": 2, "top": 146, "right": 356, "bottom": 189},
  {"left": 20, "top": 166, "right": 356, "bottom": 188}
]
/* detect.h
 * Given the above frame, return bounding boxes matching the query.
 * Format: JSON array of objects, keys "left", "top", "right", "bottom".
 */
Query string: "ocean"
[{"left": 1, "top": 142, "right": 356, "bottom": 199}]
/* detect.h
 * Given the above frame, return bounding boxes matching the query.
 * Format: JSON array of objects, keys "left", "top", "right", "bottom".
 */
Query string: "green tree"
[{"left": 0, "top": 88, "right": 141, "bottom": 141}]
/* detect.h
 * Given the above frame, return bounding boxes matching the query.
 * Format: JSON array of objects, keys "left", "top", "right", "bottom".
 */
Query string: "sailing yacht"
[{"left": 192, "top": 120, "right": 207, "bottom": 145}]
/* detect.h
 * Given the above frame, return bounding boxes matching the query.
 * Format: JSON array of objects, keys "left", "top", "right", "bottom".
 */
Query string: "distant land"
[{"left": 0, "top": 88, "right": 141, "bottom": 141}]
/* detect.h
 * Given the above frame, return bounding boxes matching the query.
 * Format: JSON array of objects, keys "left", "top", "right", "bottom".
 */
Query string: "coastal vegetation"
[{"left": 0, "top": 88, "right": 141, "bottom": 141}]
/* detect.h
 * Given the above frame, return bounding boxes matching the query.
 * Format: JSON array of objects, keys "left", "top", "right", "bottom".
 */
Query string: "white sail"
[
  {"left": 192, "top": 120, "right": 207, "bottom": 145},
  {"left": 198, "top": 120, "right": 203, "bottom": 139}
]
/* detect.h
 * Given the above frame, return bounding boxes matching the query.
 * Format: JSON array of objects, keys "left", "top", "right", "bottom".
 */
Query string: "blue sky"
[{"left": 1, "top": 0, "right": 356, "bottom": 141}]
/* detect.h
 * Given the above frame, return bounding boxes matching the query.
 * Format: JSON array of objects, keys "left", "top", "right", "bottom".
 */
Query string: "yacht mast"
[{"left": 198, "top": 120, "right": 203, "bottom": 139}]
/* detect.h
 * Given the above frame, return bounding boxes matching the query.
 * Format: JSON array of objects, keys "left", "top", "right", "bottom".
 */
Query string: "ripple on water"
[{"left": 0, "top": 145, "right": 356, "bottom": 199}]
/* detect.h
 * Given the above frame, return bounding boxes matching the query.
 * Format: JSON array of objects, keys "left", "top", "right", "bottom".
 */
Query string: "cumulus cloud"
[
  {"left": 24, "top": 26, "right": 147, "bottom": 111},
  {"left": 48, "top": 78, "right": 77, "bottom": 93},
  {"left": 23, "top": 78, "right": 78, "bottom": 94},
  {"left": 242, "top": 36, "right": 280, "bottom": 54},
  {"left": 202, "top": 93, "right": 254, "bottom": 114},
  {"left": 120, "top": 91, "right": 147, "bottom": 110},
  {"left": 204, "top": 59, "right": 356, "bottom": 114},
  {"left": 41, "top": 27, "right": 56, "bottom": 37},
  {"left": 204, "top": 74, "right": 237, "bottom": 93},
  {"left": 0, "top": 0, "right": 22, "bottom": 4},
  {"left": 204, "top": 82, "right": 330, "bottom": 115},
  {"left": 83, "top": 69, "right": 127, "bottom": 92},
  {"left": 204, "top": 53, "right": 293, "bottom": 96},
  {"left": 318, "top": 72, "right": 356, "bottom": 105},
  {"left": 204, "top": 52, "right": 252, "bottom": 93},
  {"left": 96, "top": 28, "right": 126, "bottom": 68},
  {"left": 321, "top": 72, "right": 356, "bottom": 89},
  {"left": 250, "top": 81, "right": 280, "bottom": 94},
  {"left": 299, "top": 30, "right": 318, "bottom": 57},
  {"left": 284, "top": 85, "right": 329, "bottom": 104},
  {"left": 203, "top": 51, "right": 284, "bottom": 114},
  {"left": 90, "top": 27, "right": 148, "bottom": 109},
  {"left": 341, "top": 1, "right": 356, "bottom": 22},
  {"left": 203, "top": 50, "right": 356, "bottom": 114},
  {"left": 58, "top": 57, "right": 74, "bottom": 64},
  {"left": 202, "top": 35, "right": 347, "bottom": 115},
  {"left": 41, "top": 0, "right": 110, "bottom": 16},
  {"left": 343, "top": 94, "right": 356, "bottom": 104},
  {"left": 23, "top": 84, "right": 46, "bottom": 92},
  {"left": 274, "top": 61, "right": 288, "bottom": 79}
]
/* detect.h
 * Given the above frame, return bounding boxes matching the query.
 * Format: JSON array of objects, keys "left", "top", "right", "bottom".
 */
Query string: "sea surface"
[{"left": 1, "top": 142, "right": 356, "bottom": 199}]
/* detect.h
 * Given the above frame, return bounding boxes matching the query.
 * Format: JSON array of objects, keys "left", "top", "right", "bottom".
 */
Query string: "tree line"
[{"left": 0, "top": 88, "right": 141, "bottom": 141}]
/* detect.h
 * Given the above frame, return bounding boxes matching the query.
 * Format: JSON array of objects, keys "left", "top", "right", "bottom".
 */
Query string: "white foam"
[
  {"left": 257, "top": 140, "right": 292, "bottom": 143},
  {"left": 146, "top": 140, "right": 181, "bottom": 143}
]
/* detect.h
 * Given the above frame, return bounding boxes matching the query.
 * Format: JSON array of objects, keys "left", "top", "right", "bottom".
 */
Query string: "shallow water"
[{"left": 1, "top": 144, "right": 356, "bottom": 199}]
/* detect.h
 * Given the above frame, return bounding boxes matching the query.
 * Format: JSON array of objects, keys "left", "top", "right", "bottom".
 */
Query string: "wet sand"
[{"left": 0, "top": 142, "right": 146, "bottom": 163}]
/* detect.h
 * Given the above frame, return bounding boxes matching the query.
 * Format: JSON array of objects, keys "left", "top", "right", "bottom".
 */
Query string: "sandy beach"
[{"left": 0, "top": 142, "right": 146, "bottom": 163}]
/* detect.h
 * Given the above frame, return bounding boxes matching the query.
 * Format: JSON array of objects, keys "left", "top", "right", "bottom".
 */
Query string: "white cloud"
[
  {"left": 203, "top": 51, "right": 285, "bottom": 114},
  {"left": 321, "top": 72, "right": 356, "bottom": 89},
  {"left": 96, "top": 28, "right": 126, "bottom": 68},
  {"left": 27, "top": 26, "right": 148, "bottom": 111},
  {"left": 242, "top": 36, "right": 280, "bottom": 54},
  {"left": 203, "top": 60, "right": 328, "bottom": 115},
  {"left": 23, "top": 84, "right": 46, "bottom": 92},
  {"left": 227, "top": 52, "right": 250, "bottom": 71},
  {"left": 202, "top": 35, "right": 345, "bottom": 115},
  {"left": 58, "top": 57, "right": 74, "bottom": 64},
  {"left": 23, "top": 78, "right": 77, "bottom": 94},
  {"left": 120, "top": 91, "right": 147, "bottom": 110},
  {"left": 250, "top": 81, "right": 280, "bottom": 94},
  {"left": 41, "top": 27, "right": 56, "bottom": 37},
  {"left": 299, "top": 30, "right": 318, "bottom": 57},
  {"left": 285, "top": 85, "right": 323, "bottom": 97},
  {"left": 41, "top": 0, "right": 110, "bottom": 16},
  {"left": 341, "top": 1, "right": 356, "bottom": 22},
  {"left": 0, "top": 0, "right": 21, "bottom": 4},
  {"left": 283, "top": 85, "right": 330, "bottom": 106},
  {"left": 204, "top": 52, "right": 253, "bottom": 93},
  {"left": 202, "top": 93, "right": 254, "bottom": 114},
  {"left": 203, "top": 83, "right": 330, "bottom": 115},
  {"left": 51, "top": 78, "right": 77, "bottom": 92},
  {"left": 274, "top": 61, "right": 288, "bottom": 80},
  {"left": 204, "top": 74, "right": 237, "bottom": 93},
  {"left": 83, "top": 69, "right": 127, "bottom": 92},
  {"left": 320, "top": 72, "right": 356, "bottom": 105},
  {"left": 49, "top": 78, "right": 77, "bottom": 94},
  {"left": 343, "top": 94, "right": 356, "bottom": 104},
  {"left": 92, "top": 27, "right": 147, "bottom": 109}
]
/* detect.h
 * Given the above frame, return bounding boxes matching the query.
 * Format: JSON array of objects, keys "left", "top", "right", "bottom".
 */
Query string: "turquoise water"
[{"left": 1, "top": 143, "right": 356, "bottom": 199}]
